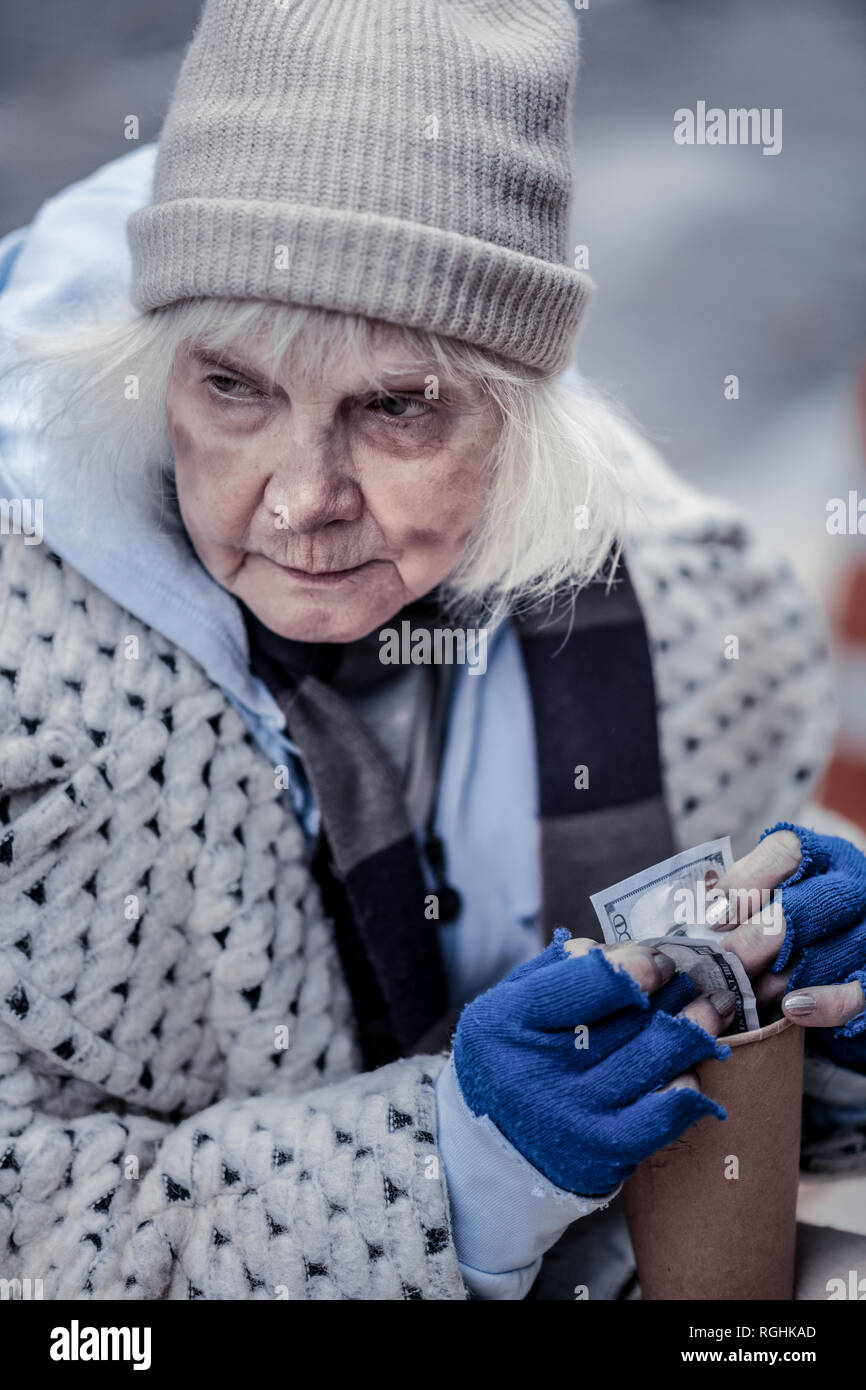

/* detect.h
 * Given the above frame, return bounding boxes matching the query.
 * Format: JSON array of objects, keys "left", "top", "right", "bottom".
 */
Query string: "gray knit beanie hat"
[{"left": 127, "top": 0, "right": 594, "bottom": 374}]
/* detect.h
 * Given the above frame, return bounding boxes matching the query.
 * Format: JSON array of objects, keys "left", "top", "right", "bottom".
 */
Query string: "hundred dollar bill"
[
  {"left": 634, "top": 938, "right": 758, "bottom": 1034},
  {"left": 590, "top": 838, "right": 735, "bottom": 944},
  {"left": 589, "top": 838, "right": 759, "bottom": 1033}
]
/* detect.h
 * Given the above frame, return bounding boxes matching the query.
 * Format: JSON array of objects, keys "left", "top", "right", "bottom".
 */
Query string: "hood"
[{"left": 0, "top": 145, "right": 586, "bottom": 728}]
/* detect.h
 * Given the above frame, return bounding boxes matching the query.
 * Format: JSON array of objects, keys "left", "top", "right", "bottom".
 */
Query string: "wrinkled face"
[{"left": 164, "top": 324, "right": 501, "bottom": 642}]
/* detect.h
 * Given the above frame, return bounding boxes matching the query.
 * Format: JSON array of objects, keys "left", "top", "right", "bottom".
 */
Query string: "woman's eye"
[
  {"left": 204, "top": 373, "right": 260, "bottom": 400},
  {"left": 369, "top": 393, "right": 431, "bottom": 422}
]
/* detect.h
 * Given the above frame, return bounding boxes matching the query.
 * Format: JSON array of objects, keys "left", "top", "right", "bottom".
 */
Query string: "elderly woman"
[{"left": 1, "top": 0, "right": 865, "bottom": 1303}]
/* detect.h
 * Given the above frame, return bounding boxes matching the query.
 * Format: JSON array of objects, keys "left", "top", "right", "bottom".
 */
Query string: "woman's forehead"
[{"left": 183, "top": 320, "right": 464, "bottom": 394}]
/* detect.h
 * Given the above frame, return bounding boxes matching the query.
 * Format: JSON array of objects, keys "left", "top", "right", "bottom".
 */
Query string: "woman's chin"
[
  {"left": 243, "top": 583, "right": 403, "bottom": 645},
  {"left": 224, "top": 553, "right": 399, "bottom": 643}
]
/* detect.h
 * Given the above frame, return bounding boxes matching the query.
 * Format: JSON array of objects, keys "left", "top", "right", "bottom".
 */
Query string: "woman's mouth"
[{"left": 270, "top": 558, "right": 374, "bottom": 586}]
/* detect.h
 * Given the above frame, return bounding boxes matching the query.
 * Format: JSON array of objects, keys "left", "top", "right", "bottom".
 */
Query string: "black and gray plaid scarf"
[{"left": 241, "top": 554, "right": 674, "bottom": 1069}]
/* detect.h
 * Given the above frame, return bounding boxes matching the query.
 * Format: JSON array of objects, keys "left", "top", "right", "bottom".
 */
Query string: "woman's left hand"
[{"left": 705, "top": 824, "right": 866, "bottom": 1066}]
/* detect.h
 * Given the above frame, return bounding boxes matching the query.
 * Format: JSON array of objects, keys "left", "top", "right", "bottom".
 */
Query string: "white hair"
[{"left": 12, "top": 296, "right": 638, "bottom": 625}]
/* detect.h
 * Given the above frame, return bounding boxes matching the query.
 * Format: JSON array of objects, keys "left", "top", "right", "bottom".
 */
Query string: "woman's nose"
[{"left": 264, "top": 426, "right": 362, "bottom": 534}]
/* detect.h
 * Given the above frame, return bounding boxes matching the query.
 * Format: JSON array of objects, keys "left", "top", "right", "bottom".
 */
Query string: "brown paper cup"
[{"left": 622, "top": 1015, "right": 805, "bottom": 1300}]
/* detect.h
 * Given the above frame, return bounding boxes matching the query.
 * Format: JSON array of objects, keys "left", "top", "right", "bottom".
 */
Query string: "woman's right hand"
[{"left": 451, "top": 928, "right": 735, "bottom": 1198}]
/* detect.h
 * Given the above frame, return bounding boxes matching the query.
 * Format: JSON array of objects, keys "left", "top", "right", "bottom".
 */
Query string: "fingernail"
[
  {"left": 783, "top": 992, "right": 816, "bottom": 1016},
  {"left": 704, "top": 896, "right": 729, "bottom": 928},
  {"left": 709, "top": 989, "right": 737, "bottom": 1017},
  {"left": 651, "top": 948, "right": 677, "bottom": 981}
]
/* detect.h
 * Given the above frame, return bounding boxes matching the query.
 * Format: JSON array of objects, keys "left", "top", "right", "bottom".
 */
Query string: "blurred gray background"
[{"left": 2, "top": 0, "right": 865, "bottom": 599}]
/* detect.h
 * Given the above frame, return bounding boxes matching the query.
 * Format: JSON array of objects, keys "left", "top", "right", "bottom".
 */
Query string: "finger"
[
  {"left": 520, "top": 947, "right": 650, "bottom": 1029},
  {"left": 704, "top": 829, "right": 802, "bottom": 928},
  {"left": 593, "top": 1074, "right": 725, "bottom": 1165},
  {"left": 585, "top": 1007, "right": 727, "bottom": 1108},
  {"left": 754, "top": 963, "right": 794, "bottom": 1010},
  {"left": 564, "top": 939, "right": 677, "bottom": 995},
  {"left": 563, "top": 937, "right": 603, "bottom": 959},
  {"left": 712, "top": 907, "right": 787, "bottom": 980},
  {"left": 782, "top": 979, "right": 866, "bottom": 1029},
  {"left": 678, "top": 991, "right": 738, "bottom": 1037},
  {"left": 656, "top": 1068, "right": 701, "bottom": 1095}
]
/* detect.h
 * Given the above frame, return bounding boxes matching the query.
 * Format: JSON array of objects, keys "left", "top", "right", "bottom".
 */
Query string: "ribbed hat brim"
[{"left": 127, "top": 198, "right": 595, "bottom": 374}]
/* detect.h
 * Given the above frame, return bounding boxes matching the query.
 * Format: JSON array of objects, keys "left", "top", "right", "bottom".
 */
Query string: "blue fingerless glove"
[
  {"left": 762, "top": 821, "right": 866, "bottom": 1073},
  {"left": 452, "top": 929, "right": 729, "bottom": 1197}
]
